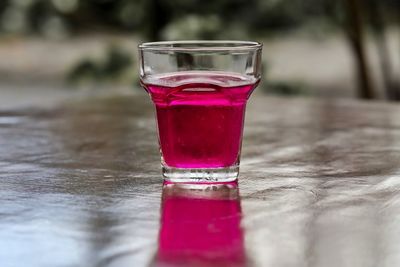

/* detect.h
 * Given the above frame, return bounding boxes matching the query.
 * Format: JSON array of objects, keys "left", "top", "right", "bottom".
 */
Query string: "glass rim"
[{"left": 138, "top": 40, "right": 262, "bottom": 52}]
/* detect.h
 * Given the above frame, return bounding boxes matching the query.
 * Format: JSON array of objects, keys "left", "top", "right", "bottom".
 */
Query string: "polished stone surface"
[{"left": 1, "top": 94, "right": 400, "bottom": 267}]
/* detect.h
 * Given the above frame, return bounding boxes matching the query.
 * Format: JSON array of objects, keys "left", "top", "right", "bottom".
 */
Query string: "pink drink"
[{"left": 142, "top": 71, "right": 258, "bottom": 169}]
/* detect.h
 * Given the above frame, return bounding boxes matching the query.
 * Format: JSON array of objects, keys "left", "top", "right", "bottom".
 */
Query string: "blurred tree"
[
  {"left": 161, "top": 15, "right": 223, "bottom": 40},
  {"left": 144, "top": 0, "right": 168, "bottom": 41},
  {"left": 0, "top": 0, "right": 397, "bottom": 38},
  {"left": 366, "top": 0, "right": 400, "bottom": 100},
  {"left": 0, "top": 0, "right": 398, "bottom": 96},
  {"left": 342, "top": 0, "right": 375, "bottom": 99},
  {"left": 68, "top": 45, "right": 134, "bottom": 85},
  {"left": 263, "top": 81, "right": 308, "bottom": 96}
]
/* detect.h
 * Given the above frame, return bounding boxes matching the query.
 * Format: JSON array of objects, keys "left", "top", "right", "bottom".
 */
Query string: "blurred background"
[{"left": 0, "top": 0, "right": 399, "bottom": 108}]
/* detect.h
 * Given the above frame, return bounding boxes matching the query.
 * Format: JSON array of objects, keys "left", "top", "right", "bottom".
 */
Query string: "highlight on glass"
[{"left": 138, "top": 41, "right": 262, "bottom": 183}]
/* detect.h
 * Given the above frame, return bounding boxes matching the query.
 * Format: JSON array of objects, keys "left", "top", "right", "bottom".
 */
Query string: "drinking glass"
[{"left": 138, "top": 41, "right": 262, "bottom": 183}]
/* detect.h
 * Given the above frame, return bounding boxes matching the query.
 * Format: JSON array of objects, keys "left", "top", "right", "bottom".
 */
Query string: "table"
[{"left": 1, "top": 93, "right": 400, "bottom": 267}]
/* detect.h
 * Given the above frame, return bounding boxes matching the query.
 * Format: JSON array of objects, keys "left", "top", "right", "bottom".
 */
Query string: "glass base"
[{"left": 162, "top": 165, "right": 239, "bottom": 183}]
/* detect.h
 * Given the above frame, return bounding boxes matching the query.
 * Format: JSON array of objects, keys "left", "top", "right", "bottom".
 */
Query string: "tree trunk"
[
  {"left": 342, "top": 0, "right": 375, "bottom": 99},
  {"left": 366, "top": 0, "right": 399, "bottom": 100},
  {"left": 146, "top": 0, "right": 167, "bottom": 41}
]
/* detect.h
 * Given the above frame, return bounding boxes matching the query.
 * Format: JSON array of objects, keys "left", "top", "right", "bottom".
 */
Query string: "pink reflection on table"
[{"left": 152, "top": 181, "right": 247, "bottom": 267}]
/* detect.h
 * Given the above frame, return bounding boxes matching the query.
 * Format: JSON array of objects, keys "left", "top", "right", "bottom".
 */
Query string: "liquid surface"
[{"left": 142, "top": 71, "right": 258, "bottom": 168}]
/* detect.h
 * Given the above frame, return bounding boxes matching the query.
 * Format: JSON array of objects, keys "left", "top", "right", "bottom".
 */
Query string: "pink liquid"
[
  {"left": 142, "top": 71, "right": 258, "bottom": 168},
  {"left": 154, "top": 183, "right": 246, "bottom": 266}
]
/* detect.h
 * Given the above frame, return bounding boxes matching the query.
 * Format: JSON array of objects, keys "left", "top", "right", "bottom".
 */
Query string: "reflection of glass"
[
  {"left": 138, "top": 41, "right": 262, "bottom": 183},
  {"left": 151, "top": 182, "right": 247, "bottom": 267}
]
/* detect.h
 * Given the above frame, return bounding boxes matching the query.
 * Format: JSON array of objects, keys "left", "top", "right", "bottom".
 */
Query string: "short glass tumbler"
[{"left": 138, "top": 41, "right": 262, "bottom": 183}]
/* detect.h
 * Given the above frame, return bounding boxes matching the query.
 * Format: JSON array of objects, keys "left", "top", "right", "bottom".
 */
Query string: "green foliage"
[
  {"left": 161, "top": 15, "right": 222, "bottom": 40},
  {"left": 0, "top": 0, "right": 398, "bottom": 38},
  {"left": 102, "top": 46, "right": 132, "bottom": 78},
  {"left": 68, "top": 59, "right": 99, "bottom": 82},
  {"left": 68, "top": 45, "right": 134, "bottom": 86},
  {"left": 262, "top": 81, "right": 309, "bottom": 96}
]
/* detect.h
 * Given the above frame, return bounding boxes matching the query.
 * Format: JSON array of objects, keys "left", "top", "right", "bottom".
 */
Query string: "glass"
[{"left": 138, "top": 41, "right": 262, "bottom": 183}]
